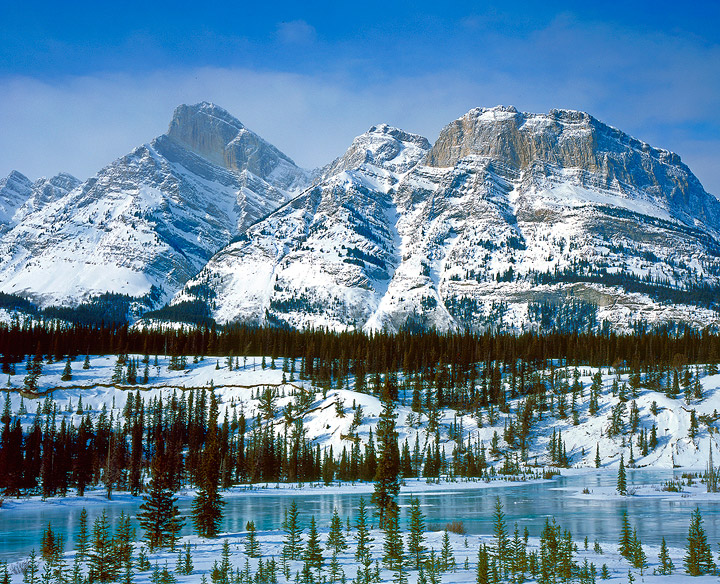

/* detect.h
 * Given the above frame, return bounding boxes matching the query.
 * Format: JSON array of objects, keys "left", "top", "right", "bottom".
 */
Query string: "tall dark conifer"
[
  {"left": 372, "top": 388, "right": 400, "bottom": 529},
  {"left": 191, "top": 391, "right": 224, "bottom": 537},
  {"left": 137, "top": 454, "right": 184, "bottom": 551}
]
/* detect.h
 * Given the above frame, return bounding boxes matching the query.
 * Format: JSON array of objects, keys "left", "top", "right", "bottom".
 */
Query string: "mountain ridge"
[
  {"left": 171, "top": 105, "right": 720, "bottom": 333},
  {"left": 0, "top": 103, "right": 718, "bottom": 332},
  {"left": 0, "top": 103, "right": 309, "bottom": 312}
]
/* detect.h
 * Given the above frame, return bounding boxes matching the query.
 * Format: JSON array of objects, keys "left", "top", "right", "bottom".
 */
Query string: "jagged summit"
[
  {"left": 323, "top": 123, "right": 430, "bottom": 179},
  {"left": 0, "top": 171, "right": 33, "bottom": 227},
  {"left": 0, "top": 103, "right": 310, "bottom": 311},
  {"left": 166, "top": 102, "right": 305, "bottom": 189},
  {"left": 427, "top": 105, "right": 677, "bottom": 170}
]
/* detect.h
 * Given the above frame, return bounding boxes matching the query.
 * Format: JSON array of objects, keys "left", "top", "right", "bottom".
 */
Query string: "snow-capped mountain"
[
  {"left": 0, "top": 103, "right": 309, "bottom": 309},
  {"left": 175, "top": 106, "right": 720, "bottom": 333},
  {"left": 0, "top": 171, "right": 81, "bottom": 232},
  {"left": 172, "top": 124, "right": 431, "bottom": 328}
]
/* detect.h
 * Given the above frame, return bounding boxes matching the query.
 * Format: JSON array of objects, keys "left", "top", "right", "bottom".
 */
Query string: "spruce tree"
[
  {"left": 354, "top": 497, "right": 374, "bottom": 583},
  {"left": 24, "top": 550, "right": 39, "bottom": 584},
  {"left": 492, "top": 497, "right": 509, "bottom": 574},
  {"left": 618, "top": 512, "right": 633, "bottom": 561},
  {"left": 382, "top": 508, "right": 404, "bottom": 571},
  {"left": 304, "top": 516, "right": 324, "bottom": 572},
  {"left": 657, "top": 537, "right": 673, "bottom": 575},
  {"left": 684, "top": 507, "right": 715, "bottom": 575},
  {"left": 87, "top": 510, "right": 119, "bottom": 584},
  {"left": 41, "top": 522, "right": 57, "bottom": 561},
  {"left": 191, "top": 391, "right": 224, "bottom": 537},
  {"left": 244, "top": 521, "right": 261, "bottom": 558},
  {"left": 406, "top": 496, "right": 427, "bottom": 569},
  {"left": 372, "top": 389, "right": 400, "bottom": 529},
  {"left": 440, "top": 529, "right": 456, "bottom": 572},
  {"left": 616, "top": 454, "right": 627, "bottom": 496},
  {"left": 138, "top": 457, "right": 184, "bottom": 551},
  {"left": 115, "top": 512, "right": 135, "bottom": 566},
  {"left": 61, "top": 359, "right": 72, "bottom": 382},
  {"left": 630, "top": 529, "right": 647, "bottom": 574},
  {"left": 283, "top": 500, "right": 304, "bottom": 561},
  {"left": 476, "top": 545, "right": 490, "bottom": 584},
  {"left": 328, "top": 552, "right": 344, "bottom": 584},
  {"left": 595, "top": 444, "right": 601, "bottom": 468},
  {"left": 327, "top": 508, "right": 348, "bottom": 555}
]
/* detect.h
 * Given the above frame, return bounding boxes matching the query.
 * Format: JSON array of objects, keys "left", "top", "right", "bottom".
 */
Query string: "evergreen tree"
[
  {"left": 617, "top": 454, "right": 627, "bottom": 496},
  {"left": 476, "top": 545, "right": 490, "bottom": 584},
  {"left": 440, "top": 529, "right": 455, "bottom": 572},
  {"left": 327, "top": 508, "right": 348, "bottom": 555},
  {"left": 406, "top": 496, "right": 427, "bottom": 569},
  {"left": 283, "top": 500, "right": 304, "bottom": 561},
  {"left": 87, "top": 510, "right": 119, "bottom": 584},
  {"left": 245, "top": 521, "right": 261, "bottom": 558},
  {"left": 511, "top": 523, "right": 527, "bottom": 580},
  {"left": 61, "top": 359, "right": 72, "bottom": 382},
  {"left": 492, "top": 497, "right": 509, "bottom": 574},
  {"left": 41, "top": 522, "right": 57, "bottom": 561},
  {"left": 657, "top": 537, "right": 673, "bottom": 575},
  {"left": 138, "top": 457, "right": 184, "bottom": 551},
  {"left": 191, "top": 391, "right": 224, "bottom": 538},
  {"left": 595, "top": 444, "right": 601, "bottom": 468},
  {"left": 372, "top": 389, "right": 400, "bottom": 528},
  {"left": 382, "top": 509, "right": 404, "bottom": 571},
  {"left": 115, "top": 512, "right": 135, "bottom": 566},
  {"left": 630, "top": 529, "right": 647, "bottom": 574},
  {"left": 182, "top": 543, "right": 193, "bottom": 575},
  {"left": 684, "top": 507, "right": 715, "bottom": 575},
  {"left": 76, "top": 509, "right": 89, "bottom": 561},
  {"left": 618, "top": 512, "right": 633, "bottom": 561},
  {"left": 304, "top": 516, "right": 324, "bottom": 572},
  {"left": 328, "top": 551, "right": 345, "bottom": 584},
  {"left": 354, "top": 497, "right": 374, "bottom": 584},
  {"left": 23, "top": 550, "right": 39, "bottom": 584},
  {"left": 24, "top": 355, "right": 42, "bottom": 393}
]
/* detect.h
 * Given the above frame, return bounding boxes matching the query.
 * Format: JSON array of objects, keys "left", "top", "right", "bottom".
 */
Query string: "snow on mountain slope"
[
  {"left": 0, "top": 103, "right": 308, "bottom": 308},
  {"left": 0, "top": 171, "right": 33, "bottom": 230},
  {"left": 173, "top": 124, "right": 430, "bottom": 328},
  {"left": 175, "top": 106, "right": 720, "bottom": 332}
]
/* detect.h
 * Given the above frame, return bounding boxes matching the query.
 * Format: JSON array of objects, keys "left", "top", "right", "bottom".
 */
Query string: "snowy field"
[{"left": 4, "top": 355, "right": 720, "bottom": 583}]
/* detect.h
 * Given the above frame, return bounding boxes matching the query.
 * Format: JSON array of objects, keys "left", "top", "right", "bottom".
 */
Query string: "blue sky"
[{"left": 1, "top": 0, "right": 719, "bottom": 195}]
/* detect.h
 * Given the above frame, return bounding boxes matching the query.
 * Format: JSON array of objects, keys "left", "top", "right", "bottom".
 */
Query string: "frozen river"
[{"left": 2, "top": 469, "right": 719, "bottom": 562}]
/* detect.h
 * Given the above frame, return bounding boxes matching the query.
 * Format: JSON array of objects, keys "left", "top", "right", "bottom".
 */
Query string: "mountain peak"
[
  {"left": 323, "top": 124, "right": 430, "bottom": 178},
  {"left": 1, "top": 170, "right": 32, "bottom": 186},
  {"left": 166, "top": 102, "right": 246, "bottom": 166},
  {"left": 164, "top": 102, "right": 304, "bottom": 187}
]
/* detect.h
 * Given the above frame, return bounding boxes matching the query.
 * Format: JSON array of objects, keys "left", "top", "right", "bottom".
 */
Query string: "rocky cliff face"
[
  {"left": 174, "top": 106, "right": 720, "bottom": 333},
  {"left": 426, "top": 106, "right": 720, "bottom": 230},
  {"left": 0, "top": 103, "right": 308, "bottom": 309},
  {"left": 167, "top": 102, "right": 307, "bottom": 190}
]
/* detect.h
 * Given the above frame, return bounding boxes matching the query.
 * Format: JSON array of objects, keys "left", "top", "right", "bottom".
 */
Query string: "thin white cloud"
[
  {"left": 276, "top": 20, "right": 317, "bottom": 45},
  {"left": 0, "top": 16, "right": 717, "bottom": 196}
]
